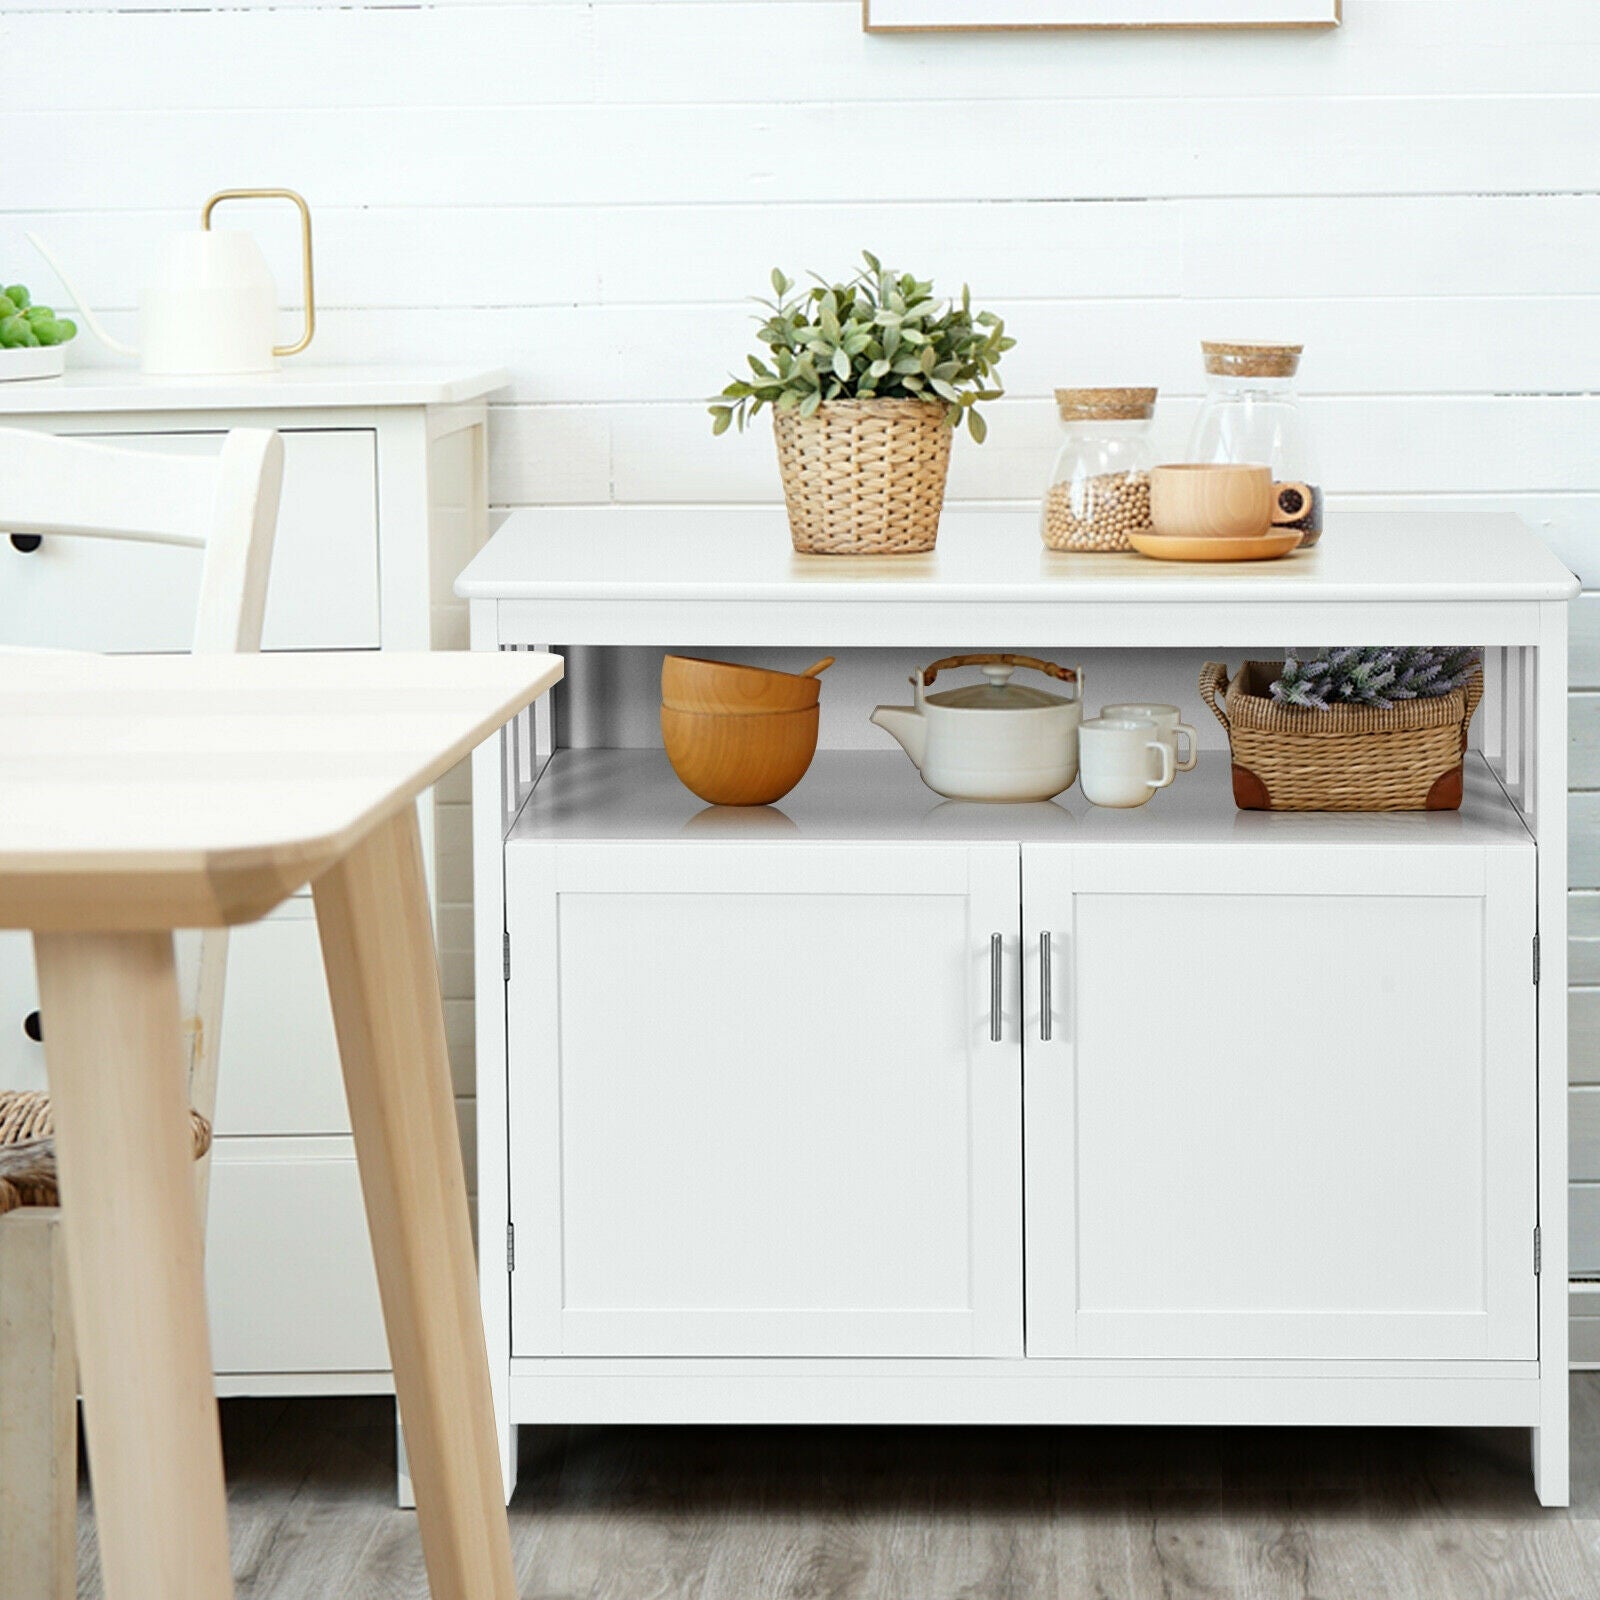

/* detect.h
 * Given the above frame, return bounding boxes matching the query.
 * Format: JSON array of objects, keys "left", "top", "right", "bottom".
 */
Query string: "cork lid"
[
  {"left": 1202, "top": 342, "right": 1303, "bottom": 379},
  {"left": 1054, "top": 386, "right": 1157, "bottom": 422}
]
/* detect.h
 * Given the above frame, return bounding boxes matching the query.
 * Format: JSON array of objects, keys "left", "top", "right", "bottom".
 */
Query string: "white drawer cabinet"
[
  {"left": 0, "top": 365, "right": 504, "bottom": 1395},
  {"left": 0, "top": 430, "right": 379, "bottom": 652},
  {"left": 507, "top": 842, "right": 1022, "bottom": 1358}
]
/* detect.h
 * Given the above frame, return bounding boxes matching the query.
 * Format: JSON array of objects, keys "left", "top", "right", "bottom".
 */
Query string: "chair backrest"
[
  {"left": 0, "top": 426, "right": 286, "bottom": 1206},
  {"left": 0, "top": 426, "right": 284, "bottom": 655}
]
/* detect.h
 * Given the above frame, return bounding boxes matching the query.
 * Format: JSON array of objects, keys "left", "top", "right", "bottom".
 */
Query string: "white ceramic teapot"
[
  {"left": 29, "top": 189, "right": 315, "bottom": 377},
  {"left": 871, "top": 654, "right": 1084, "bottom": 802}
]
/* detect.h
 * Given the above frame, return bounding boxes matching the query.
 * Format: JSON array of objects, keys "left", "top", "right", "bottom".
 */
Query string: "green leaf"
[
  {"left": 710, "top": 406, "right": 733, "bottom": 436},
  {"left": 717, "top": 255, "right": 1011, "bottom": 444},
  {"left": 967, "top": 410, "right": 988, "bottom": 444}
]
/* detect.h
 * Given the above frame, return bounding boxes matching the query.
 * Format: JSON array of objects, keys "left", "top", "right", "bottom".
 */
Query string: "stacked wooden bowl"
[{"left": 660, "top": 655, "right": 832, "bottom": 805}]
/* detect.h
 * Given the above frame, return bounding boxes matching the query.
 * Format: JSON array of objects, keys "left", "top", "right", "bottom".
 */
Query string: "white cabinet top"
[
  {"left": 459, "top": 506, "right": 1577, "bottom": 649},
  {"left": 0, "top": 364, "right": 507, "bottom": 416},
  {"left": 459, "top": 506, "right": 1577, "bottom": 604}
]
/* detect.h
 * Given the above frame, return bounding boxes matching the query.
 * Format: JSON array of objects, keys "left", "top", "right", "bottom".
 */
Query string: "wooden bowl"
[
  {"left": 662, "top": 655, "right": 825, "bottom": 715},
  {"left": 1150, "top": 464, "right": 1273, "bottom": 540},
  {"left": 660, "top": 704, "right": 819, "bottom": 806}
]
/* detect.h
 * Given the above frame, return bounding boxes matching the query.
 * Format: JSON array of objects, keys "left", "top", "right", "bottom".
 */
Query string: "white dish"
[{"left": 0, "top": 346, "right": 65, "bottom": 382}]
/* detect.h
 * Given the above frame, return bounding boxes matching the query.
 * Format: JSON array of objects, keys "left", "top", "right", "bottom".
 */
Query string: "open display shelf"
[{"left": 510, "top": 747, "right": 1532, "bottom": 849}]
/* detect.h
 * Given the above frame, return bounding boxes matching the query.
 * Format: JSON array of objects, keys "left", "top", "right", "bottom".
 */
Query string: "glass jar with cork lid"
[
  {"left": 1041, "top": 387, "right": 1157, "bottom": 553},
  {"left": 1188, "top": 342, "right": 1322, "bottom": 547}
]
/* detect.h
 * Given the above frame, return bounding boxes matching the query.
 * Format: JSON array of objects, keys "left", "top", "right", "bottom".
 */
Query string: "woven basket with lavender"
[{"left": 1199, "top": 647, "right": 1484, "bottom": 812}]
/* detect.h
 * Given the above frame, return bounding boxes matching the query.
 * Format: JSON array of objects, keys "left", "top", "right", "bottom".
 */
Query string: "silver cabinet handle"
[
  {"left": 990, "top": 933, "right": 1002, "bottom": 1042},
  {"left": 1039, "top": 932, "right": 1052, "bottom": 1042}
]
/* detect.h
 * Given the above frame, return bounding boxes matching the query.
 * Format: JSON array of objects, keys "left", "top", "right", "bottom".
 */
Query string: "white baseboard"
[{"left": 1572, "top": 1282, "right": 1600, "bottom": 1368}]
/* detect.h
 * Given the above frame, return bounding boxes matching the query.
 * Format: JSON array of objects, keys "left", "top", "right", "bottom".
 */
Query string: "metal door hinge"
[
  {"left": 507, "top": 1223, "right": 516, "bottom": 1272},
  {"left": 1535, "top": 1225, "right": 1542, "bottom": 1276},
  {"left": 1532, "top": 934, "right": 1541, "bottom": 986},
  {"left": 503, "top": 930, "right": 511, "bottom": 983}
]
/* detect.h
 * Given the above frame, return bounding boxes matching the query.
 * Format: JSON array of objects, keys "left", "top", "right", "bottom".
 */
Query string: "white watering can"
[{"left": 29, "top": 189, "right": 316, "bottom": 377}]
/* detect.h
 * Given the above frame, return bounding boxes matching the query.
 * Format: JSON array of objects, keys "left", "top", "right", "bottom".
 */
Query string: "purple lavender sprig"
[{"left": 1270, "top": 647, "right": 1480, "bottom": 711}]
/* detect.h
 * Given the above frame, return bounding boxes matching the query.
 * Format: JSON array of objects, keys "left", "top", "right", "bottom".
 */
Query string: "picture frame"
[{"left": 863, "top": 0, "right": 1340, "bottom": 30}]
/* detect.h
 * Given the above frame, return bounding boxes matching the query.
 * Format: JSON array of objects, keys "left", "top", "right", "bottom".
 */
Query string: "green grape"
[
  {"left": 33, "top": 319, "right": 65, "bottom": 346},
  {"left": 54, "top": 317, "right": 76, "bottom": 343},
  {"left": 3, "top": 285, "right": 31, "bottom": 310},
  {"left": 23, "top": 305, "right": 54, "bottom": 325},
  {"left": 0, "top": 295, "right": 16, "bottom": 320},
  {"left": 0, "top": 315, "right": 28, "bottom": 348}
]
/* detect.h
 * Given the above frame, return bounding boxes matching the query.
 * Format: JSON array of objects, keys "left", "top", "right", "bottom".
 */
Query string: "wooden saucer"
[{"left": 1127, "top": 529, "right": 1303, "bottom": 563}]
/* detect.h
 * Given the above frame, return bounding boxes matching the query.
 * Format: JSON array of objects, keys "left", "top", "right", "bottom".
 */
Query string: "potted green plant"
[
  {"left": 710, "top": 253, "right": 1012, "bottom": 555},
  {"left": 0, "top": 282, "right": 76, "bottom": 381}
]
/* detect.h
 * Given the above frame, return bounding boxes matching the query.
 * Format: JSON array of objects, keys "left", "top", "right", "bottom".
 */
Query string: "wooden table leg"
[
  {"left": 0, "top": 1208, "right": 77, "bottom": 1600},
  {"left": 32, "top": 930, "right": 233, "bottom": 1600},
  {"left": 313, "top": 805, "right": 516, "bottom": 1600}
]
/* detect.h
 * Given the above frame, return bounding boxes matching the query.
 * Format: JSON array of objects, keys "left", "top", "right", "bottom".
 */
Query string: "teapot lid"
[{"left": 927, "top": 664, "right": 1072, "bottom": 711}]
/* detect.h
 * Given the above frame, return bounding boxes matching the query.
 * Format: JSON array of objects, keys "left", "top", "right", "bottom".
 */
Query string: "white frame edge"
[{"left": 863, "top": 0, "right": 1339, "bottom": 30}]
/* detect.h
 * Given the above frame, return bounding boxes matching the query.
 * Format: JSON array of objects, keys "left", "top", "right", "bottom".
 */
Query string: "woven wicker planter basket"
[
  {"left": 773, "top": 398, "right": 953, "bottom": 556},
  {"left": 1200, "top": 660, "right": 1485, "bottom": 812}
]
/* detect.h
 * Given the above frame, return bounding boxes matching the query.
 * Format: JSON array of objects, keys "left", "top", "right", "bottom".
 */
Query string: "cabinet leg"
[
  {"left": 313, "top": 805, "right": 516, "bottom": 1600},
  {"left": 1533, "top": 1418, "right": 1570, "bottom": 1508},
  {"left": 33, "top": 931, "right": 234, "bottom": 1600}
]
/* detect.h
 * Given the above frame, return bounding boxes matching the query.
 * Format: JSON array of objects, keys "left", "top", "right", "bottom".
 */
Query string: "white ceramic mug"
[
  {"left": 1099, "top": 702, "right": 1198, "bottom": 773},
  {"left": 1078, "top": 716, "right": 1175, "bottom": 808}
]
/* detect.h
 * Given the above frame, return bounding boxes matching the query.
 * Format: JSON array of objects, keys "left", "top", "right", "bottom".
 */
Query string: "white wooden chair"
[{"left": 0, "top": 426, "right": 284, "bottom": 1600}]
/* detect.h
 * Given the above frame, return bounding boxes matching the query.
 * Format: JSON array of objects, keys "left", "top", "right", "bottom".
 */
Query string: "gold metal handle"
[{"left": 202, "top": 188, "right": 316, "bottom": 358}]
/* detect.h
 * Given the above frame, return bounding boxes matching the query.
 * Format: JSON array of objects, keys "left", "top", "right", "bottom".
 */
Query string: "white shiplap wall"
[{"left": 4, "top": 0, "right": 1597, "bottom": 1310}]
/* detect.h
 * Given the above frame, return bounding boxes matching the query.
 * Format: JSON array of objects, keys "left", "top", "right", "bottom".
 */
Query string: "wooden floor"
[{"left": 75, "top": 1379, "right": 1600, "bottom": 1599}]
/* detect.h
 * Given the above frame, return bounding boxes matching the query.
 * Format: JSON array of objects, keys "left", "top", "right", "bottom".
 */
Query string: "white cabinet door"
[
  {"left": 1022, "top": 842, "right": 1538, "bottom": 1361},
  {"left": 0, "top": 429, "right": 379, "bottom": 651},
  {"left": 506, "top": 841, "right": 1023, "bottom": 1358}
]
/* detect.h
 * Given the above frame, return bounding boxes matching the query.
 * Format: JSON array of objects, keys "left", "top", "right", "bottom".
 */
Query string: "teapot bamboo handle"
[
  {"left": 202, "top": 188, "right": 316, "bottom": 358},
  {"left": 919, "top": 653, "right": 1077, "bottom": 688}
]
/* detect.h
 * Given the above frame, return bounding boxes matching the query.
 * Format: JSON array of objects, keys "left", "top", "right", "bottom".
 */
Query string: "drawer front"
[
  {"left": 214, "top": 899, "right": 350, "bottom": 1137},
  {"left": 5, "top": 905, "right": 349, "bottom": 1138},
  {"left": 0, "top": 930, "right": 45, "bottom": 1094},
  {"left": 206, "top": 1138, "right": 388, "bottom": 1375},
  {"left": 0, "top": 428, "right": 379, "bottom": 651}
]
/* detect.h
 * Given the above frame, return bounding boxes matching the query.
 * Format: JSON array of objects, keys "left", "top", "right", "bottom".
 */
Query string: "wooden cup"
[{"left": 1149, "top": 464, "right": 1273, "bottom": 540}]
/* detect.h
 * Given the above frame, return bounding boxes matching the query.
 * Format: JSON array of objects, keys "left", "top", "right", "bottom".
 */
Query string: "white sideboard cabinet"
[
  {"left": 0, "top": 364, "right": 505, "bottom": 1394},
  {"left": 460, "top": 506, "right": 1576, "bottom": 1506}
]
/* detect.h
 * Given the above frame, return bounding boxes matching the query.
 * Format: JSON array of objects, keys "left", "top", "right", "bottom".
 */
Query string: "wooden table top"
[{"left": 0, "top": 650, "right": 562, "bottom": 930}]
